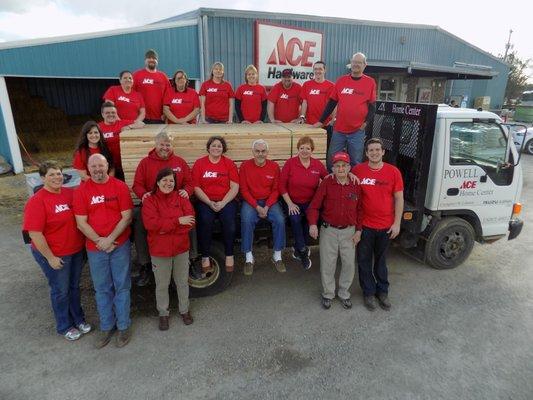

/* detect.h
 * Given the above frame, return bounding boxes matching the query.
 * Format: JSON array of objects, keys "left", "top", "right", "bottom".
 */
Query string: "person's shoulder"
[
  {"left": 362, "top": 74, "right": 376, "bottom": 83},
  {"left": 352, "top": 161, "right": 368, "bottom": 173},
  {"left": 267, "top": 159, "right": 280, "bottom": 168},
  {"left": 335, "top": 74, "right": 350, "bottom": 83}
]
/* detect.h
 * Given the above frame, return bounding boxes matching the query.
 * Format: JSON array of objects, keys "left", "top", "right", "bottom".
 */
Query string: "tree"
[{"left": 504, "top": 51, "right": 531, "bottom": 102}]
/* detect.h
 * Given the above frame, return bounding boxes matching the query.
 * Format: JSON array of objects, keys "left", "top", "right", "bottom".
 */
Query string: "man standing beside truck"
[{"left": 352, "top": 138, "right": 403, "bottom": 311}]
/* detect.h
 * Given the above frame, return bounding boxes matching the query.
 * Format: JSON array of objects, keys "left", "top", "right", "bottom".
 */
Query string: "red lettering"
[
  {"left": 286, "top": 37, "right": 303, "bottom": 66},
  {"left": 460, "top": 181, "right": 477, "bottom": 189},
  {"left": 301, "top": 41, "right": 316, "bottom": 67}
]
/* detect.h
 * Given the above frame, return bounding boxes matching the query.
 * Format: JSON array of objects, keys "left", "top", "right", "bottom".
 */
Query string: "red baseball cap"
[
  {"left": 332, "top": 152, "right": 350, "bottom": 164},
  {"left": 281, "top": 68, "right": 293, "bottom": 77}
]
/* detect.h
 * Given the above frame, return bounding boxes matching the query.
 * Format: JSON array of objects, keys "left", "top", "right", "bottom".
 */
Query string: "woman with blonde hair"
[
  {"left": 235, "top": 65, "right": 267, "bottom": 124},
  {"left": 199, "top": 62, "right": 235, "bottom": 124}
]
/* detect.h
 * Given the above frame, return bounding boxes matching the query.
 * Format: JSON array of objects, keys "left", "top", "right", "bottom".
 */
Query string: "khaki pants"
[
  {"left": 319, "top": 225, "right": 356, "bottom": 300},
  {"left": 151, "top": 252, "right": 190, "bottom": 316}
]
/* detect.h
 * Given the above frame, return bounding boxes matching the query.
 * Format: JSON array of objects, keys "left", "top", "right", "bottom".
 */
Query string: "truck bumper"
[{"left": 508, "top": 219, "right": 523, "bottom": 240}]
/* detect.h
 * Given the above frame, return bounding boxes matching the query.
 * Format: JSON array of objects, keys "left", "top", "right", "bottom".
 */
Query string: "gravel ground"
[{"left": 0, "top": 156, "right": 531, "bottom": 400}]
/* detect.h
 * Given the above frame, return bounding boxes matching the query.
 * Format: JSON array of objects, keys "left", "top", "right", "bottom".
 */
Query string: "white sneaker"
[
  {"left": 77, "top": 322, "right": 92, "bottom": 334},
  {"left": 64, "top": 327, "right": 82, "bottom": 341}
]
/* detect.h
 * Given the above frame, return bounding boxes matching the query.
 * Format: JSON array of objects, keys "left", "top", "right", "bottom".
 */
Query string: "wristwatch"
[{"left": 299, "top": 115, "right": 306, "bottom": 122}]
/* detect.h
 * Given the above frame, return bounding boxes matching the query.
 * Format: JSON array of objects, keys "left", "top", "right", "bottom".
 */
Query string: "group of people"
[{"left": 22, "top": 48, "right": 404, "bottom": 348}]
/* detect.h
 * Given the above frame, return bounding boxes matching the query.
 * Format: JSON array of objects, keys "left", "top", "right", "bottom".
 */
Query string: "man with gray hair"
[
  {"left": 239, "top": 139, "right": 286, "bottom": 275},
  {"left": 132, "top": 131, "right": 193, "bottom": 286},
  {"left": 314, "top": 52, "right": 376, "bottom": 171}
]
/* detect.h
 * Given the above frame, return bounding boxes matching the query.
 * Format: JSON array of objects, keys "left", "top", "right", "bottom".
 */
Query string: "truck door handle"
[
  {"left": 447, "top": 188, "right": 459, "bottom": 196},
  {"left": 480, "top": 175, "right": 487, "bottom": 183}
]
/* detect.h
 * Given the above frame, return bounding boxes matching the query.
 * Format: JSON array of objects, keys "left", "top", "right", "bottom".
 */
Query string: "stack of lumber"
[{"left": 121, "top": 123, "right": 326, "bottom": 189}]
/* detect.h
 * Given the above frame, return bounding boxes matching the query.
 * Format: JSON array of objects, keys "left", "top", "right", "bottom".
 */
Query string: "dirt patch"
[{"left": 0, "top": 173, "right": 28, "bottom": 223}]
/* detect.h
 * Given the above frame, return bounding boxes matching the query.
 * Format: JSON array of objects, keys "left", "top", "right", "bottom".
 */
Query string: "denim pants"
[
  {"left": 196, "top": 200, "right": 237, "bottom": 257},
  {"left": 31, "top": 249, "right": 85, "bottom": 334},
  {"left": 356, "top": 227, "right": 390, "bottom": 296},
  {"left": 327, "top": 129, "right": 365, "bottom": 171},
  {"left": 287, "top": 202, "right": 310, "bottom": 252},
  {"left": 87, "top": 241, "right": 131, "bottom": 331},
  {"left": 241, "top": 200, "right": 286, "bottom": 253}
]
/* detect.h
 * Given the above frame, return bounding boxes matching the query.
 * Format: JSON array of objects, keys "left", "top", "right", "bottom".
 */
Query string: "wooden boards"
[{"left": 121, "top": 123, "right": 327, "bottom": 188}]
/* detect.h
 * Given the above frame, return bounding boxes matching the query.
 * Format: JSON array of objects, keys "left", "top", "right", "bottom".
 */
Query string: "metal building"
[{"left": 0, "top": 8, "right": 509, "bottom": 173}]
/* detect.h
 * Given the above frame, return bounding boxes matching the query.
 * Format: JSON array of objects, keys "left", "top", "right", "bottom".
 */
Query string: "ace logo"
[
  {"left": 55, "top": 204, "right": 70, "bottom": 213},
  {"left": 460, "top": 180, "right": 477, "bottom": 189},
  {"left": 171, "top": 98, "right": 183, "bottom": 104},
  {"left": 142, "top": 78, "right": 154, "bottom": 85},
  {"left": 266, "top": 33, "right": 316, "bottom": 67},
  {"left": 90, "top": 195, "right": 105, "bottom": 205}
]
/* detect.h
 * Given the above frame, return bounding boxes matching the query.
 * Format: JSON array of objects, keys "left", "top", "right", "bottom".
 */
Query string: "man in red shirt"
[
  {"left": 352, "top": 138, "right": 404, "bottom": 311},
  {"left": 307, "top": 152, "right": 362, "bottom": 310},
  {"left": 239, "top": 139, "right": 286, "bottom": 274},
  {"left": 133, "top": 49, "right": 171, "bottom": 124},
  {"left": 267, "top": 68, "right": 302, "bottom": 123},
  {"left": 313, "top": 52, "right": 376, "bottom": 171},
  {"left": 132, "top": 131, "right": 193, "bottom": 286},
  {"left": 73, "top": 154, "right": 133, "bottom": 348}
]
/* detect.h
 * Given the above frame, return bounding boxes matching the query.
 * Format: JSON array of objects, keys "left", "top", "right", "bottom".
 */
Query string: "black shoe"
[
  {"left": 340, "top": 298, "right": 352, "bottom": 309},
  {"left": 376, "top": 293, "right": 391, "bottom": 310},
  {"left": 299, "top": 247, "right": 312, "bottom": 271},
  {"left": 363, "top": 296, "right": 377, "bottom": 312},
  {"left": 321, "top": 296, "right": 332, "bottom": 310},
  {"left": 135, "top": 264, "right": 151, "bottom": 287}
]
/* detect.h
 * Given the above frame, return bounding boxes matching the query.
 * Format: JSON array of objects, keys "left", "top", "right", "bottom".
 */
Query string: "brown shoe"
[
  {"left": 116, "top": 328, "right": 131, "bottom": 348},
  {"left": 159, "top": 316, "right": 169, "bottom": 331},
  {"left": 94, "top": 328, "right": 116, "bottom": 349},
  {"left": 180, "top": 311, "right": 193, "bottom": 325},
  {"left": 271, "top": 258, "right": 286, "bottom": 273}
]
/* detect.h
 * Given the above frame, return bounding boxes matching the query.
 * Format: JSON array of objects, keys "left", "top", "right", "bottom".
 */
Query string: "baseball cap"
[
  {"left": 332, "top": 152, "right": 350, "bottom": 164},
  {"left": 145, "top": 49, "right": 158, "bottom": 60},
  {"left": 281, "top": 68, "right": 293, "bottom": 77}
]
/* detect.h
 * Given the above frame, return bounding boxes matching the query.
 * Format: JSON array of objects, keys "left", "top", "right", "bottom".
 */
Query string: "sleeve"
[
  {"left": 192, "top": 91, "right": 200, "bottom": 108},
  {"left": 118, "top": 182, "right": 134, "bottom": 211},
  {"left": 265, "top": 163, "right": 280, "bottom": 207},
  {"left": 72, "top": 187, "right": 88, "bottom": 216},
  {"left": 132, "top": 71, "right": 141, "bottom": 92},
  {"left": 330, "top": 82, "right": 339, "bottom": 101},
  {"left": 227, "top": 82, "right": 235, "bottom": 98},
  {"left": 319, "top": 99, "right": 338, "bottom": 123},
  {"left": 267, "top": 85, "right": 278, "bottom": 103},
  {"left": 199, "top": 82, "right": 207, "bottom": 96},
  {"left": 137, "top": 91, "right": 145, "bottom": 108},
  {"left": 370, "top": 79, "right": 377, "bottom": 103},
  {"left": 72, "top": 150, "right": 85, "bottom": 170},
  {"left": 142, "top": 196, "right": 178, "bottom": 233},
  {"left": 279, "top": 160, "right": 290, "bottom": 195},
  {"left": 306, "top": 180, "right": 327, "bottom": 225},
  {"left": 132, "top": 158, "right": 148, "bottom": 199},
  {"left": 235, "top": 99, "right": 244, "bottom": 122},
  {"left": 181, "top": 161, "right": 194, "bottom": 196},
  {"left": 227, "top": 159, "right": 239, "bottom": 183},
  {"left": 239, "top": 162, "right": 257, "bottom": 208},
  {"left": 299, "top": 83, "right": 308, "bottom": 102},
  {"left": 103, "top": 86, "right": 114, "bottom": 101},
  {"left": 192, "top": 159, "right": 203, "bottom": 189},
  {"left": 176, "top": 198, "right": 196, "bottom": 233},
  {"left": 393, "top": 167, "right": 404, "bottom": 192},
  {"left": 22, "top": 197, "right": 46, "bottom": 232}
]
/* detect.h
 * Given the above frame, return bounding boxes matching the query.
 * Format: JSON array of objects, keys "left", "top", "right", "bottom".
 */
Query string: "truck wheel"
[
  {"left": 189, "top": 242, "right": 233, "bottom": 297},
  {"left": 425, "top": 217, "right": 475, "bottom": 269},
  {"left": 525, "top": 139, "right": 533, "bottom": 155}
]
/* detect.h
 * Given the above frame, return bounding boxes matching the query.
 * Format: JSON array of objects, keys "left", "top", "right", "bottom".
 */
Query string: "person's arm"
[
  {"left": 163, "top": 105, "right": 180, "bottom": 124},
  {"left": 239, "top": 165, "right": 258, "bottom": 208},
  {"left": 361, "top": 102, "right": 375, "bottom": 131},
  {"left": 388, "top": 191, "right": 404, "bottom": 239},
  {"left": 179, "top": 163, "right": 194, "bottom": 198},
  {"left": 135, "top": 108, "right": 146, "bottom": 124},
  {"left": 235, "top": 99, "right": 244, "bottom": 122},
  {"left": 182, "top": 107, "right": 200, "bottom": 124},
  {"left": 298, "top": 100, "right": 308, "bottom": 124},
  {"left": 194, "top": 186, "right": 214, "bottom": 207},
  {"left": 306, "top": 181, "right": 327, "bottom": 239},
  {"left": 75, "top": 215, "right": 102, "bottom": 245},
  {"left": 315, "top": 99, "right": 338, "bottom": 126},
  {"left": 219, "top": 181, "right": 239, "bottom": 206},
  {"left": 142, "top": 197, "right": 179, "bottom": 233},
  {"left": 227, "top": 98, "right": 235, "bottom": 124},
  {"left": 265, "top": 165, "right": 280, "bottom": 208},
  {"left": 267, "top": 100, "right": 278, "bottom": 123},
  {"left": 28, "top": 232, "right": 63, "bottom": 269},
  {"left": 97, "top": 209, "right": 132, "bottom": 252},
  {"left": 199, "top": 95, "right": 207, "bottom": 123},
  {"left": 132, "top": 159, "right": 149, "bottom": 201}
]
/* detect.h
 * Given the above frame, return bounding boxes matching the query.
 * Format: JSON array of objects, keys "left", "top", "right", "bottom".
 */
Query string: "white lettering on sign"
[
  {"left": 90, "top": 195, "right": 105, "bottom": 205},
  {"left": 142, "top": 78, "right": 154, "bottom": 84},
  {"left": 55, "top": 204, "right": 70, "bottom": 213},
  {"left": 255, "top": 21, "right": 323, "bottom": 86},
  {"left": 203, "top": 171, "right": 218, "bottom": 178},
  {"left": 171, "top": 99, "right": 183, "bottom": 104},
  {"left": 117, "top": 96, "right": 130, "bottom": 103},
  {"left": 444, "top": 168, "right": 480, "bottom": 179},
  {"left": 391, "top": 104, "right": 422, "bottom": 116}
]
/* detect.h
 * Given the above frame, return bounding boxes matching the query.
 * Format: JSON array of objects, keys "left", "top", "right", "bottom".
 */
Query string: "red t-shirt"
[
  {"left": 239, "top": 159, "right": 280, "bottom": 207},
  {"left": 98, "top": 120, "right": 133, "bottom": 171},
  {"left": 352, "top": 162, "right": 403, "bottom": 229},
  {"left": 23, "top": 188, "right": 85, "bottom": 256},
  {"left": 73, "top": 147, "right": 101, "bottom": 173},
  {"left": 267, "top": 82, "right": 302, "bottom": 122},
  {"left": 199, "top": 80, "right": 235, "bottom": 122},
  {"left": 279, "top": 156, "right": 328, "bottom": 204},
  {"left": 235, "top": 83, "right": 267, "bottom": 123},
  {"left": 300, "top": 79, "right": 334, "bottom": 125},
  {"left": 163, "top": 88, "right": 200, "bottom": 124},
  {"left": 330, "top": 74, "right": 376, "bottom": 133},
  {"left": 192, "top": 155, "right": 239, "bottom": 202},
  {"left": 133, "top": 69, "right": 170, "bottom": 120},
  {"left": 73, "top": 177, "right": 133, "bottom": 251},
  {"left": 102, "top": 85, "right": 145, "bottom": 121}
]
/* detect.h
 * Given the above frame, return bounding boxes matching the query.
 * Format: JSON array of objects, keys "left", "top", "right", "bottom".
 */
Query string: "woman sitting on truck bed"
[{"left": 72, "top": 121, "right": 114, "bottom": 182}]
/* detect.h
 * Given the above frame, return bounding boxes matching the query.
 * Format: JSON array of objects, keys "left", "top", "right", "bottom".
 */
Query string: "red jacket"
[
  {"left": 132, "top": 149, "right": 193, "bottom": 199},
  {"left": 141, "top": 189, "right": 195, "bottom": 257},
  {"left": 239, "top": 159, "right": 280, "bottom": 208}
]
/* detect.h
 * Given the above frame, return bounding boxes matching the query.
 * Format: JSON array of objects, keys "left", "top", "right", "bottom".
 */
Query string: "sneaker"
[
  {"left": 63, "top": 327, "right": 81, "bottom": 341},
  {"left": 340, "top": 298, "right": 353, "bottom": 309},
  {"left": 292, "top": 247, "right": 311, "bottom": 260},
  {"left": 272, "top": 258, "right": 286, "bottom": 273},
  {"left": 159, "top": 316, "right": 169, "bottom": 331},
  {"left": 321, "top": 296, "right": 332, "bottom": 310},
  {"left": 243, "top": 261, "right": 254, "bottom": 276},
  {"left": 376, "top": 293, "right": 391, "bottom": 311},
  {"left": 116, "top": 328, "right": 131, "bottom": 348},
  {"left": 77, "top": 322, "right": 92, "bottom": 334},
  {"left": 299, "top": 248, "right": 312, "bottom": 271},
  {"left": 363, "top": 296, "right": 377, "bottom": 312},
  {"left": 180, "top": 311, "right": 193, "bottom": 326},
  {"left": 94, "top": 328, "right": 116, "bottom": 349}
]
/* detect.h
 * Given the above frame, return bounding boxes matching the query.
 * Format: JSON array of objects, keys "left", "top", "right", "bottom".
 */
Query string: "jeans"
[
  {"left": 87, "top": 241, "right": 132, "bottom": 331},
  {"left": 356, "top": 227, "right": 390, "bottom": 296},
  {"left": 196, "top": 200, "right": 237, "bottom": 257},
  {"left": 31, "top": 249, "right": 85, "bottom": 334},
  {"left": 327, "top": 129, "right": 365, "bottom": 171},
  {"left": 287, "top": 202, "right": 310, "bottom": 252},
  {"left": 241, "top": 200, "right": 286, "bottom": 253}
]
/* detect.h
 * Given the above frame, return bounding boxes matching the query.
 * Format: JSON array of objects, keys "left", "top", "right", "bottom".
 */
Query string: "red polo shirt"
[
  {"left": 235, "top": 83, "right": 267, "bottom": 123},
  {"left": 300, "top": 79, "right": 334, "bottom": 125},
  {"left": 279, "top": 156, "right": 327, "bottom": 204},
  {"left": 267, "top": 82, "right": 302, "bottom": 122},
  {"left": 102, "top": 85, "right": 145, "bottom": 121},
  {"left": 192, "top": 155, "right": 239, "bottom": 202},
  {"left": 199, "top": 79, "right": 235, "bottom": 122},
  {"left": 133, "top": 69, "right": 170, "bottom": 120},
  {"left": 163, "top": 88, "right": 200, "bottom": 124},
  {"left": 239, "top": 159, "right": 280, "bottom": 207}
]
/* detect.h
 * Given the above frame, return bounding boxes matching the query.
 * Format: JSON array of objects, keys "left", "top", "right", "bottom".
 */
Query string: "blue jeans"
[
  {"left": 287, "top": 202, "right": 310, "bottom": 252},
  {"left": 241, "top": 200, "right": 286, "bottom": 253},
  {"left": 87, "top": 241, "right": 131, "bottom": 331},
  {"left": 356, "top": 227, "right": 390, "bottom": 296},
  {"left": 327, "top": 129, "right": 365, "bottom": 171},
  {"left": 31, "top": 249, "right": 85, "bottom": 334},
  {"left": 196, "top": 200, "right": 237, "bottom": 257}
]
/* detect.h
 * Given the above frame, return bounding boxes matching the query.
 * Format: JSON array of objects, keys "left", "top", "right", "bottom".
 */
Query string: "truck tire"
[
  {"left": 425, "top": 217, "right": 475, "bottom": 269},
  {"left": 189, "top": 241, "right": 233, "bottom": 297},
  {"left": 525, "top": 139, "right": 533, "bottom": 155}
]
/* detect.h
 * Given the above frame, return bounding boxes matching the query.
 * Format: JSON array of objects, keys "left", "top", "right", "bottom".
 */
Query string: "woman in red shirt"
[
  {"left": 163, "top": 69, "right": 200, "bottom": 124},
  {"left": 72, "top": 121, "right": 114, "bottom": 181},
  {"left": 142, "top": 167, "right": 195, "bottom": 331},
  {"left": 192, "top": 136, "right": 239, "bottom": 273},
  {"left": 279, "top": 136, "right": 327, "bottom": 270},
  {"left": 103, "top": 70, "right": 145, "bottom": 123},
  {"left": 235, "top": 65, "right": 267, "bottom": 124},
  {"left": 22, "top": 161, "right": 91, "bottom": 341},
  {"left": 199, "top": 62, "right": 235, "bottom": 124}
]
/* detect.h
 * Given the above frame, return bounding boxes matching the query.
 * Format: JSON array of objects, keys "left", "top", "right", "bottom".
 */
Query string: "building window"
[{"left": 378, "top": 77, "right": 398, "bottom": 101}]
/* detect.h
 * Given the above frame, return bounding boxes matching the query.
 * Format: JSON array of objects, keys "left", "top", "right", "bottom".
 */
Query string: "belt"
[{"left": 322, "top": 222, "right": 352, "bottom": 230}]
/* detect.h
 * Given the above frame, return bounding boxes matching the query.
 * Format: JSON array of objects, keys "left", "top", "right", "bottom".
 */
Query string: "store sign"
[{"left": 255, "top": 21, "right": 323, "bottom": 86}]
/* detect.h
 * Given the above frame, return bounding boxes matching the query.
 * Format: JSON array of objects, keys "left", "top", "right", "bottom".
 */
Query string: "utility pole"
[{"left": 504, "top": 29, "right": 513, "bottom": 62}]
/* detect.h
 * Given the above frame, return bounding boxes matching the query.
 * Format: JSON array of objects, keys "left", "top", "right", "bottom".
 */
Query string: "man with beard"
[
  {"left": 133, "top": 49, "right": 171, "bottom": 124},
  {"left": 73, "top": 154, "right": 133, "bottom": 348},
  {"left": 267, "top": 68, "right": 302, "bottom": 123}
]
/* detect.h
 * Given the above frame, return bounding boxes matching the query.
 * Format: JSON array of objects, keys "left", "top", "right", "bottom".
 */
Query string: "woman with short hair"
[
  {"left": 163, "top": 69, "right": 200, "bottom": 124},
  {"left": 103, "top": 70, "right": 146, "bottom": 123}
]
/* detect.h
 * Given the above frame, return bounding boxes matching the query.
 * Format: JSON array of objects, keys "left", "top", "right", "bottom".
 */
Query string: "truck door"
[{"left": 439, "top": 119, "right": 517, "bottom": 237}]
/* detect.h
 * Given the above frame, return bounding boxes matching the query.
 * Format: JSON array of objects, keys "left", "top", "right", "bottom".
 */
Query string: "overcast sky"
[{"left": 0, "top": 0, "right": 531, "bottom": 80}]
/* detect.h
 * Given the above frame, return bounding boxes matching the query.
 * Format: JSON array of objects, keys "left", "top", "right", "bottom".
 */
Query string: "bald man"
[{"left": 73, "top": 154, "right": 134, "bottom": 349}]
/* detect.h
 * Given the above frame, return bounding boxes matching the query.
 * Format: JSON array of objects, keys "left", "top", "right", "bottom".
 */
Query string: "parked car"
[{"left": 506, "top": 123, "right": 533, "bottom": 154}]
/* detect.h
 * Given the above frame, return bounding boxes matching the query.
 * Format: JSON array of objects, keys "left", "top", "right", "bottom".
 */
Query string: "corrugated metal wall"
[{"left": 0, "top": 106, "right": 10, "bottom": 164}]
